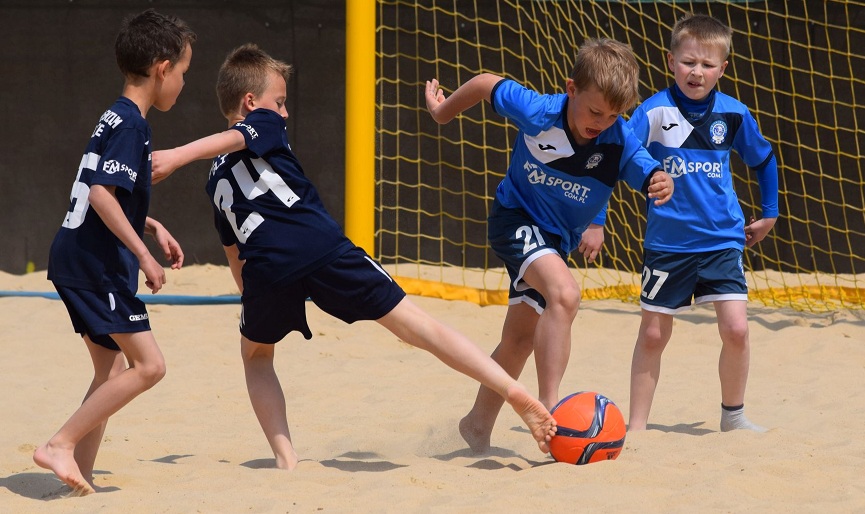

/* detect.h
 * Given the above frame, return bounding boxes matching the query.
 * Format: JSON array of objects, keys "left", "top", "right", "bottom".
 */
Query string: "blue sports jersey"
[
  {"left": 491, "top": 79, "right": 661, "bottom": 254},
  {"left": 48, "top": 97, "right": 151, "bottom": 293},
  {"left": 206, "top": 108, "right": 354, "bottom": 295},
  {"left": 627, "top": 86, "right": 779, "bottom": 252}
]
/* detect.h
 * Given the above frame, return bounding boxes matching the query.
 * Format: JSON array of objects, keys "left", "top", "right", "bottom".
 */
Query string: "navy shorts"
[
  {"left": 639, "top": 248, "right": 748, "bottom": 314},
  {"left": 239, "top": 246, "right": 406, "bottom": 344},
  {"left": 487, "top": 200, "right": 567, "bottom": 314},
  {"left": 54, "top": 285, "right": 151, "bottom": 351}
]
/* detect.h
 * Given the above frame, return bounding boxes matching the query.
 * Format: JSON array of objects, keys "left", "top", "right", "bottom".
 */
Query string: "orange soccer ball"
[{"left": 549, "top": 391, "right": 627, "bottom": 465}]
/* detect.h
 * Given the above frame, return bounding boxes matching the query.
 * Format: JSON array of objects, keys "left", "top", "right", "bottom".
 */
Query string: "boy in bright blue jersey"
[
  {"left": 626, "top": 13, "right": 779, "bottom": 432},
  {"left": 152, "top": 44, "right": 557, "bottom": 469},
  {"left": 425, "top": 38, "right": 675, "bottom": 453},
  {"left": 35, "top": 10, "right": 194, "bottom": 495}
]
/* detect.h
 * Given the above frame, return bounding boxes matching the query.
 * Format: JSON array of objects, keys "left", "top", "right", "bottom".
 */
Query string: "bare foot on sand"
[
  {"left": 33, "top": 443, "right": 95, "bottom": 496},
  {"left": 504, "top": 383, "right": 557, "bottom": 453},
  {"left": 458, "top": 415, "right": 492, "bottom": 455}
]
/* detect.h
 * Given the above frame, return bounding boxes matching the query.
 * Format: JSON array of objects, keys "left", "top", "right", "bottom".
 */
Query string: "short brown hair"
[
  {"left": 115, "top": 9, "right": 196, "bottom": 78},
  {"left": 670, "top": 13, "right": 733, "bottom": 59},
  {"left": 216, "top": 43, "right": 293, "bottom": 119},
  {"left": 570, "top": 38, "right": 640, "bottom": 113}
]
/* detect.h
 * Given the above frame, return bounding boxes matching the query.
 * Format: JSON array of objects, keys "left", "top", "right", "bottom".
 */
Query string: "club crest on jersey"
[
  {"left": 585, "top": 153, "right": 603, "bottom": 169},
  {"left": 710, "top": 120, "right": 727, "bottom": 145}
]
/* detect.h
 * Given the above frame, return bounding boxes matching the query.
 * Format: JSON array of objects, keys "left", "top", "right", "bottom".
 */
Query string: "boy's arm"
[
  {"left": 144, "top": 217, "right": 184, "bottom": 270},
  {"left": 745, "top": 154, "right": 780, "bottom": 247},
  {"left": 89, "top": 185, "right": 166, "bottom": 294},
  {"left": 222, "top": 244, "right": 245, "bottom": 294},
  {"left": 425, "top": 74, "right": 503, "bottom": 124},
  {"left": 152, "top": 130, "right": 247, "bottom": 184}
]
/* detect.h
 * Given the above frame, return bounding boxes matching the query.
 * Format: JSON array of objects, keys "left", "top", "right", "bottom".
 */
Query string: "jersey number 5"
[
  {"left": 61, "top": 152, "right": 101, "bottom": 230},
  {"left": 213, "top": 157, "right": 300, "bottom": 243}
]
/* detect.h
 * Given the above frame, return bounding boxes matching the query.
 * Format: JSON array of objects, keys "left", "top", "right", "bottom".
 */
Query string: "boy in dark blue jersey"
[
  {"left": 626, "top": 14, "right": 778, "bottom": 432},
  {"left": 34, "top": 10, "right": 194, "bottom": 495},
  {"left": 425, "top": 38, "right": 674, "bottom": 453},
  {"left": 152, "top": 44, "right": 557, "bottom": 469}
]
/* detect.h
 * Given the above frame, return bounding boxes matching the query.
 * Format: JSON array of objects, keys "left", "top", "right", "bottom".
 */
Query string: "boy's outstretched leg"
[
  {"left": 377, "top": 298, "right": 556, "bottom": 454},
  {"left": 459, "top": 303, "right": 537, "bottom": 453},
  {"left": 240, "top": 337, "right": 299, "bottom": 470}
]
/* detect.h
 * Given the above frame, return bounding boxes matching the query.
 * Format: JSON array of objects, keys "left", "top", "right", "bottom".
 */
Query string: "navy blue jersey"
[
  {"left": 206, "top": 108, "right": 354, "bottom": 295},
  {"left": 491, "top": 79, "right": 661, "bottom": 254},
  {"left": 627, "top": 87, "right": 779, "bottom": 252},
  {"left": 48, "top": 97, "right": 151, "bottom": 293}
]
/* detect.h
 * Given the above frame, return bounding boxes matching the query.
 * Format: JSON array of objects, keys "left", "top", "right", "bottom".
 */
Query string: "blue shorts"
[
  {"left": 54, "top": 285, "right": 151, "bottom": 351},
  {"left": 639, "top": 248, "right": 748, "bottom": 314},
  {"left": 239, "top": 246, "right": 406, "bottom": 344},
  {"left": 488, "top": 200, "right": 567, "bottom": 314}
]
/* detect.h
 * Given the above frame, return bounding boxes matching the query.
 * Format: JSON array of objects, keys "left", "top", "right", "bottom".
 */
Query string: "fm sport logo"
[{"left": 103, "top": 160, "right": 138, "bottom": 181}]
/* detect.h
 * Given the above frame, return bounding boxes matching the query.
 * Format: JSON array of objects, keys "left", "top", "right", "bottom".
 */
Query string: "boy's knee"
[
  {"left": 139, "top": 360, "right": 167, "bottom": 388},
  {"left": 719, "top": 322, "right": 749, "bottom": 348},
  {"left": 547, "top": 282, "right": 581, "bottom": 315},
  {"left": 638, "top": 327, "right": 668, "bottom": 352}
]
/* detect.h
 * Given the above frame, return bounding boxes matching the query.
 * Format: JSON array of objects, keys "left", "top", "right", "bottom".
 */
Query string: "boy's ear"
[
  {"left": 242, "top": 92, "right": 257, "bottom": 111},
  {"left": 155, "top": 59, "right": 172, "bottom": 80}
]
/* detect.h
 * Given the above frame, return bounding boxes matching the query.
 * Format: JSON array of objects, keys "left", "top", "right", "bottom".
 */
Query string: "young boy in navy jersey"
[
  {"left": 34, "top": 10, "right": 194, "bottom": 495},
  {"left": 152, "top": 43, "right": 557, "bottom": 469},
  {"left": 626, "top": 14, "right": 778, "bottom": 432},
  {"left": 424, "top": 38, "right": 675, "bottom": 453}
]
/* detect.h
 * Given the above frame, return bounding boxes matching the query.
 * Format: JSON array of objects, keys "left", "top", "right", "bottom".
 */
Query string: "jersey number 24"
[{"left": 213, "top": 157, "right": 300, "bottom": 243}]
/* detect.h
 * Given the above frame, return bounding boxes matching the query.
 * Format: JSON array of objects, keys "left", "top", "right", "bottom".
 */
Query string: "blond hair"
[
  {"left": 670, "top": 13, "right": 733, "bottom": 59},
  {"left": 570, "top": 38, "right": 641, "bottom": 113},
  {"left": 216, "top": 43, "right": 293, "bottom": 119}
]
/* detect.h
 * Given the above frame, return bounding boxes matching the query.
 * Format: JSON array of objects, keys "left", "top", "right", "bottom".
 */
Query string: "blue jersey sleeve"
[
  {"left": 491, "top": 79, "right": 564, "bottom": 135},
  {"left": 732, "top": 110, "right": 779, "bottom": 218},
  {"left": 230, "top": 109, "right": 286, "bottom": 158},
  {"left": 755, "top": 154, "right": 779, "bottom": 218},
  {"left": 619, "top": 124, "right": 662, "bottom": 194},
  {"left": 92, "top": 126, "right": 147, "bottom": 193}
]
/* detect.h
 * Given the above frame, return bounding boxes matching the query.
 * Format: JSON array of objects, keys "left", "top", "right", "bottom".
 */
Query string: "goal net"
[{"left": 375, "top": 0, "right": 865, "bottom": 311}]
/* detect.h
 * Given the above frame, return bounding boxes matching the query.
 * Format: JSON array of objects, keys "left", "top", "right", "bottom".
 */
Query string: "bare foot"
[
  {"left": 503, "top": 383, "right": 557, "bottom": 453},
  {"left": 33, "top": 443, "right": 95, "bottom": 496},
  {"left": 274, "top": 448, "right": 300, "bottom": 471},
  {"left": 458, "top": 415, "right": 492, "bottom": 454}
]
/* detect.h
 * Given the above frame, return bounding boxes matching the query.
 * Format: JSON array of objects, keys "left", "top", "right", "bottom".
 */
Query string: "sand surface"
[{"left": 2, "top": 264, "right": 864, "bottom": 513}]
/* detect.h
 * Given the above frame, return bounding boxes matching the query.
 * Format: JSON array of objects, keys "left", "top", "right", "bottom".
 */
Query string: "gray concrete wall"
[{"left": 0, "top": 0, "right": 346, "bottom": 273}]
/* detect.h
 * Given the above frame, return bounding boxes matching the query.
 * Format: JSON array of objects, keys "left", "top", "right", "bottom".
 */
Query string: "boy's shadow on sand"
[
  {"left": 0, "top": 471, "right": 119, "bottom": 500},
  {"left": 242, "top": 452, "right": 408, "bottom": 472},
  {"left": 642, "top": 421, "right": 714, "bottom": 436}
]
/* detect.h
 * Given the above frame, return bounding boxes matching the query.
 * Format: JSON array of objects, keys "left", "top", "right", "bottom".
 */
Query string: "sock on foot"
[{"left": 720, "top": 404, "right": 767, "bottom": 433}]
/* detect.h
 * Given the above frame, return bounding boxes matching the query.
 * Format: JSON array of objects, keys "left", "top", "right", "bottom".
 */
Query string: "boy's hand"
[
  {"left": 139, "top": 253, "right": 167, "bottom": 294},
  {"left": 151, "top": 149, "right": 181, "bottom": 185},
  {"left": 425, "top": 79, "right": 447, "bottom": 122},
  {"left": 145, "top": 218, "right": 185, "bottom": 271},
  {"left": 745, "top": 216, "right": 776, "bottom": 247},
  {"left": 578, "top": 223, "right": 605, "bottom": 263},
  {"left": 648, "top": 171, "right": 674, "bottom": 206}
]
